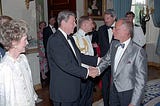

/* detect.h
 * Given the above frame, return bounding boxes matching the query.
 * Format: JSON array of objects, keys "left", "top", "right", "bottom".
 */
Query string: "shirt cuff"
[
  {"left": 86, "top": 68, "right": 89, "bottom": 78},
  {"left": 97, "top": 67, "right": 101, "bottom": 75},
  {"left": 97, "top": 57, "right": 101, "bottom": 65}
]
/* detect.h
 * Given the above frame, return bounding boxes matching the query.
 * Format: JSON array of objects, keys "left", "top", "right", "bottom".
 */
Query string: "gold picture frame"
[{"left": 84, "top": 0, "right": 106, "bottom": 20}]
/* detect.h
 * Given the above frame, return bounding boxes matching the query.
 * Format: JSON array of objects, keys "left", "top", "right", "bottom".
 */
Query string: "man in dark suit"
[
  {"left": 43, "top": 16, "right": 57, "bottom": 56},
  {"left": 97, "top": 9, "right": 117, "bottom": 106},
  {"left": 47, "top": 10, "right": 99, "bottom": 106},
  {"left": 43, "top": 16, "right": 57, "bottom": 85},
  {"left": 92, "top": 18, "right": 148, "bottom": 106}
]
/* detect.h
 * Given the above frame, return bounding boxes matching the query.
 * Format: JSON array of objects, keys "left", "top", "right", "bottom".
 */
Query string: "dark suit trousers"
[
  {"left": 101, "top": 67, "right": 111, "bottom": 106},
  {"left": 110, "top": 83, "right": 133, "bottom": 106},
  {"left": 53, "top": 101, "right": 79, "bottom": 106},
  {"left": 79, "top": 78, "right": 94, "bottom": 106}
]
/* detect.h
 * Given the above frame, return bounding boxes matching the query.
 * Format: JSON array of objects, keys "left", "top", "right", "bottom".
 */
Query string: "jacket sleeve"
[
  {"left": 97, "top": 48, "right": 111, "bottom": 74},
  {"left": 131, "top": 48, "right": 148, "bottom": 105}
]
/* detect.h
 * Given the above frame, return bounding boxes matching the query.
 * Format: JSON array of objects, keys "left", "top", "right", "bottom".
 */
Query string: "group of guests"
[
  {"left": 44, "top": 9, "right": 147, "bottom": 106},
  {"left": 0, "top": 9, "right": 147, "bottom": 106}
]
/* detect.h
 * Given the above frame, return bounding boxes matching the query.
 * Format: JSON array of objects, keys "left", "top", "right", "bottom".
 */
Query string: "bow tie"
[
  {"left": 85, "top": 32, "right": 92, "bottom": 36},
  {"left": 118, "top": 43, "right": 125, "bottom": 48},
  {"left": 108, "top": 26, "right": 113, "bottom": 29},
  {"left": 67, "top": 35, "right": 72, "bottom": 40}
]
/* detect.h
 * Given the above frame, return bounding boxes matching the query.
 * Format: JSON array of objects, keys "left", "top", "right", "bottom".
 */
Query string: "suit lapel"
[
  {"left": 112, "top": 41, "right": 119, "bottom": 77},
  {"left": 58, "top": 31, "right": 81, "bottom": 65},
  {"left": 70, "top": 37, "right": 81, "bottom": 65}
]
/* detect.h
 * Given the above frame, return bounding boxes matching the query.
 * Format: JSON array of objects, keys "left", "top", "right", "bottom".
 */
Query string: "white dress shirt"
[
  {"left": 49, "top": 25, "right": 56, "bottom": 33},
  {"left": 0, "top": 52, "right": 37, "bottom": 106},
  {"left": 108, "top": 22, "right": 115, "bottom": 43},
  {"left": 114, "top": 38, "right": 131, "bottom": 72}
]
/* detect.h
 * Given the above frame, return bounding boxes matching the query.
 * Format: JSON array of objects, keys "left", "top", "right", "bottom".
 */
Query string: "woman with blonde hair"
[{"left": 0, "top": 19, "right": 38, "bottom": 106}]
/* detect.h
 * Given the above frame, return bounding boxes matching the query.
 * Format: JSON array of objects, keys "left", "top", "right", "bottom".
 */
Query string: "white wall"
[{"left": 1, "top": 0, "right": 37, "bottom": 40}]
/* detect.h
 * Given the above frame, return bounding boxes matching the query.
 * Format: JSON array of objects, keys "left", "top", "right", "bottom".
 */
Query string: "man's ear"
[{"left": 61, "top": 20, "right": 66, "bottom": 24}]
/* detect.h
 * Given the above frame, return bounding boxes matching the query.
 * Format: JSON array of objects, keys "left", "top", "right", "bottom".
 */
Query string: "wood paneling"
[{"left": 47, "top": 0, "right": 76, "bottom": 18}]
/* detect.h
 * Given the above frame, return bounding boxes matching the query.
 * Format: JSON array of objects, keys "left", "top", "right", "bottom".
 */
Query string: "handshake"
[{"left": 88, "top": 67, "right": 100, "bottom": 78}]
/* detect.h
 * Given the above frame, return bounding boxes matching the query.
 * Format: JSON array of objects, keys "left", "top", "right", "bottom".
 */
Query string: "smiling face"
[
  {"left": 82, "top": 18, "right": 93, "bottom": 33},
  {"left": 104, "top": 14, "right": 116, "bottom": 26},
  {"left": 113, "top": 19, "right": 131, "bottom": 43}
]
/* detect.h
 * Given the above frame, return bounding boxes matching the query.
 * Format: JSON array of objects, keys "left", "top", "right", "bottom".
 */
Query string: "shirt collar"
[
  {"left": 58, "top": 28, "right": 68, "bottom": 40},
  {"left": 77, "top": 29, "right": 86, "bottom": 37},
  {"left": 49, "top": 24, "right": 54, "bottom": 28},
  {"left": 122, "top": 38, "right": 131, "bottom": 49},
  {"left": 106, "top": 22, "right": 116, "bottom": 28},
  {"left": 5, "top": 52, "right": 22, "bottom": 63},
  {"left": 111, "top": 22, "right": 116, "bottom": 27}
]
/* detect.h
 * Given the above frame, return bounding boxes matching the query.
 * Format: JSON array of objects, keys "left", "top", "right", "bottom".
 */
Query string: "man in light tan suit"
[{"left": 91, "top": 18, "right": 148, "bottom": 106}]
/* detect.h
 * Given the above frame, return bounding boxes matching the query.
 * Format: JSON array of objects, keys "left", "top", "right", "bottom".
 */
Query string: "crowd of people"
[{"left": 0, "top": 8, "right": 147, "bottom": 106}]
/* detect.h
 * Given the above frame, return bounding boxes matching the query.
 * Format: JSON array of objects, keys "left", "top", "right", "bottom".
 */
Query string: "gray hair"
[
  {"left": 105, "top": 9, "right": 116, "bottom": 18},
  {"left": 0, "top": 19, "right": 28, "bottom": 50},
  {"left": 57, "top": 10, "right": 75, "bottom": 27},
  {"left": 120, "top": 18, "right": 134, "bottom": 38}
]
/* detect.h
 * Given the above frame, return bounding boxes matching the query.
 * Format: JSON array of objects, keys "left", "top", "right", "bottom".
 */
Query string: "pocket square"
[{"left": 127, "top": 61, "right": 131, "bottom": 64}]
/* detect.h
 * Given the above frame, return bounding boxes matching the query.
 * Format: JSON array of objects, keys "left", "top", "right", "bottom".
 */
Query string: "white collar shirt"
[
  {"left": 49, "top": 24, "right": 56, "bottom": 33},
  {"left": 108, "top": 22, "right": 116, "bottom": 43},
  {"left": 114, "top": 38, "right": 131, "bottom": 72}
]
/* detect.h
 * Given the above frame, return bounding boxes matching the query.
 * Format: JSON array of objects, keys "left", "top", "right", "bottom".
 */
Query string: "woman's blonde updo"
[{"left": 0, "top": 19, "right": 29, "bottom": 50}]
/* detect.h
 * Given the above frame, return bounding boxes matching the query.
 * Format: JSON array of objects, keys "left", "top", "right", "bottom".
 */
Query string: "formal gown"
[{"left": 0, "top": 52, "right": 37, "bottom": 106}]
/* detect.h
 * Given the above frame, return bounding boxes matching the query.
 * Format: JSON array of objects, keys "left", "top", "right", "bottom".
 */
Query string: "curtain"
[
  {"left": 156, "top": 33, "right": 160, "bottom": 56},
  {"left": 113, "top": 0, "right": 132, "bottom": 19},
  {"left": 152, "top": 0, "right": 160, "bottom": 55}
]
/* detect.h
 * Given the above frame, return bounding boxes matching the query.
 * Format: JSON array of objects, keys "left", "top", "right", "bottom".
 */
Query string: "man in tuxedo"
[
  {"left": 97, "top": 9, "right": 117, "bottom": 106},
  {"left": 43, "top": 16, "right": 57, "bottom": 56},
  {"left": 43, "top": 16, "right": 57, "bottom": 85},
  {"left": 47, "top": 10, "right": 99, "bottom": 106},
  {"left": 92, "top": 18, "right": 148, "bottom": 106}
]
